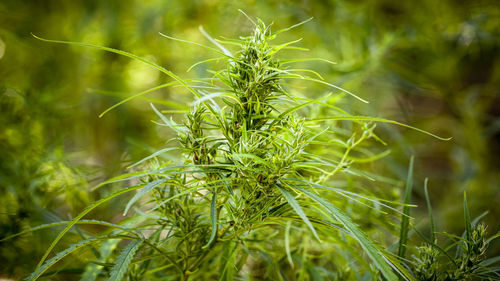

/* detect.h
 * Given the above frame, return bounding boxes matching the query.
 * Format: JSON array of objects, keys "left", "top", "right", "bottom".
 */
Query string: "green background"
[{"left": 1, "top": 0, "right": 499, "bottom": 278}]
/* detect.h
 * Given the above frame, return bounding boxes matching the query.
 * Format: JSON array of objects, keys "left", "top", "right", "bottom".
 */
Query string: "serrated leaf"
[
  {"left": 278, "top": 185, "right": 320, "bottom": 241},
  {"left": 109, "top": 240, "right": 142, "bottom": 281},
  {"left": 292, "top": 185, "right": 399, "bottom": 281},
  {"left": 80, "top": 239, "right": 120, "bottom": 281},
  {"left": 25, "top": 236, "right": 117, "bottom": 281},
  {"left": 34, "top": 184, "right": 145, "bottom": 271}
]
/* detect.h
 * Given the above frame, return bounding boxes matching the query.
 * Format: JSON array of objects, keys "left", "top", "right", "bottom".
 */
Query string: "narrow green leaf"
[
  {"left": 219, "top": 242, "right": 236, "bottom": 281},
  {"left": 481, "top": 256, "right": 500, "bottom": 267},
  {"left": 109, "top": 240, "right": 142, "bottom": 281},
  {"left": 281, "top": 58, "right": 336, "bottom": 65},
  {"left": 26, "top": 236, "right": 128, "bottom": 281},
  {"left": 127, "top": 147, "right": 178, "bottom": 169},
  {"left": 278, "top": 185, "right": 320, "bottom": 242},
  {"left": 80, "top": 239, "right": 120, "bottom": 281},
  {"left": 292, "top": 186, "right": 399, "bottom": 281},
  {"left": 423, "top": 178, "right": 436, "bottom": 242},
  {"left": 2, "top": 219, "right": 139, "bottom": 243},
  {"left": 285, "top": 221, "right": 294, "bottom": 268},
  {"left": 306, "top": 116, "right": 452, "bottom": 140},
  {"left": 269, "top": 94, "right": 331, "bottom": 128},
  {"left": 274, "top": 17, "right": 313, "bottom": 36},
  {"left": 464, "top": 191, "right": 472, "bottom": 241},
  {"left": 199, "top": 26, "right": 233, "bottom": 57},
  {"left": 297, "top": 76, "right": 368, "bottom": 103},
  {"left": 204, "top": 191, "right": 218, "bottom": 248},
  {"left": 32, "top": 34, "right": 201, "bottom": 99},
  {"left": 35, "top": 185, "right": 144, "bottom": 270},
  {"left": 159, "top": 32, "right": 229, "bottom": 59},
  {"left": 398, "top": 156, "right": 414, "bottom": 258},
  {"left": 124, "top": 179, "right": 167, "bottom": 216},
  {"left": 268, "top": 38, "right": 303, "bottom": 56},
  {"left": 98, "top": 82, "right": 185, "bottom": 118},
  {"left": 151, "top": 103, "right": 186, "bottom": 134}
]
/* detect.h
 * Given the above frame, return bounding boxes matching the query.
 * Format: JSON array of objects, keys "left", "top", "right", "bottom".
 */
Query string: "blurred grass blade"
[
  {"left": 423, "top": 178, "right": 436, "bottom": 242},
  {"left": 98, "top": 82, "right": 187, "bottom": 118},
  {"left": 285, "top": 221, "right": 294, "bottom": 268},
  {"left": 199, "top": 26, "right": 233, "bottom": 57},
  {"left": 464, "top": 192, "right": 472, "bottom": 241},
  {"left": 398, "top": 156, "right": 414, "bottom": 258},
  {"left": 274, "top": 17, "right": 313, "bottom": 36}
]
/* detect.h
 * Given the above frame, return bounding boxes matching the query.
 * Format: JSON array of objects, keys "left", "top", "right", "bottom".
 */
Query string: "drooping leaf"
[
  {"left": 278, "top": 185, "right": 320, "bottom": 241},
  {"left": 292, "top": 185, "right": 399, "bottom": 281},
  {"left": 32, "top": 34, "right": 202, "bottom": 99},
  {"left": 306, "top": 116, "right": 451, "bottom": 140},
  {"left": 123, "top": 178, "right": 167, "bottom": 215},
  {"left": 34, "top": 184, "right": 144, "bottom": 269},
  {"left": 26, "top": 236, "right": 128, "bottom": 281}
]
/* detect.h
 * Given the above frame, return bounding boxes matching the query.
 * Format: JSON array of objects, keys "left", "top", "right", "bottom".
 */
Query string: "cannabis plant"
[
  {"left": 407, "top": 185, "right": 500, "bottom": 281},
  {"left": 6, "top": 14, "right": 456, "bottom": 280}
]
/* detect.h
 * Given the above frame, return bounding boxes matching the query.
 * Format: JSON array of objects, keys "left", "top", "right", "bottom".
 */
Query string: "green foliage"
[
  {"left": 2, "top": 2, "right": 499, "bottom": 280},
  {"left": 398, "top": 156, "right": 414, "bottom": 258},
  {"left": 22, "top": 16, "right": 421, "bottom": 280},
  {"left": 408, "top": 191, "right": 500, "bottom": 280},
  {"left": 109, "top": 240, "right": 142, "bottom": 281}
]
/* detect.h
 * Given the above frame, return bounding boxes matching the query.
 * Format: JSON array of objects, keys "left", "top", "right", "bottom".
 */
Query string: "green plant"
[
  {"left": 407, "top": 187, "right": 500, "bottom": 281},
  {"left": 7, "top": 14, "right": 462, "bottom": 281}
]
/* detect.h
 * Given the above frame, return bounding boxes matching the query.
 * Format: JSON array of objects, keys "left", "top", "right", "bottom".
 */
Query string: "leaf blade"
[
  {"left": 292, "top": 185, "right": 399, "bottom": 281},
  {"left": 278, "top": 185, "right": 320, "bottom": 242},
  {"left": 109, "top": 240, "right": 142, "bottom": 281},
  {"left": 398, "top": 156, "right": 414, "bottom": 258}
]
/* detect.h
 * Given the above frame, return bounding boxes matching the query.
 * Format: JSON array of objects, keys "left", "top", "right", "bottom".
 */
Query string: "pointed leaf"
[
  {"left": 292, "top": 186, "right": 399, "bottom": 281},
  {"left": 124, "top": 179, "right": 167, "bottom": 215},
  {"left": 398, "top": 156, "right": 414, "bottom": 258},
  {"left": 109, "top": 240, "right": 142, "bottom": 281},
  {"left": 203, "top": 191, "right": 218, "bottom": 248},
  {"left": 278, "top": 185, "right": 320, "bottom": 241}
]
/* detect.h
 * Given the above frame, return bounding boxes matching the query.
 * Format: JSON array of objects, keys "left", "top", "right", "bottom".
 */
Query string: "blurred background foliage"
[{"left": 1, "top": 0, "right": 499, "bottom": 279}]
